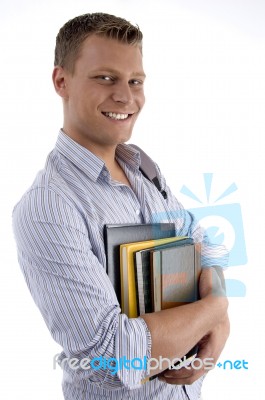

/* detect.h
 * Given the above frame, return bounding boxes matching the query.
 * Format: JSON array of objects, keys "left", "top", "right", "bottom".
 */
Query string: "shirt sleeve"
[
  {"left": 154, "top": 164, "right": 229, "bottom": 269},
  {"left": 12, "top": 187, "right": 151, "bottom": 389}
]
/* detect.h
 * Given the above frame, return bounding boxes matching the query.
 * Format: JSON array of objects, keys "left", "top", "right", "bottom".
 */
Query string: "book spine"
[{"left": 152, "top": 252, "right": 161, "bottom": 312}]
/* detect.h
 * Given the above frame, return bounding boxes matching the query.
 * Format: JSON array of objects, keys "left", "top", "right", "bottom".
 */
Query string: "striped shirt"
[{"left": 12, "top": 130, "right": 228, "bottom": 400}]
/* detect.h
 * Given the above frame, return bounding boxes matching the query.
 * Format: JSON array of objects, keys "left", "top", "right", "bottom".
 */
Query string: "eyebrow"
[{"left": 90, "top": 68, "right": 146, "bottom": 78}]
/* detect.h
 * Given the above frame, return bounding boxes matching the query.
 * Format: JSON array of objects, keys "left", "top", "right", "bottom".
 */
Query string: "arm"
[
  {"left": 12, "top": 188, "right": 151, "bottom": 389},
  {"left": 143, "top": 166, "right": 230, "bottom": 381},
  {"left": 157, "top": 267, "right": 229, "bottom": 385},
  {"left": 142, "top": 267, "right": 229, "bottom": 378}
]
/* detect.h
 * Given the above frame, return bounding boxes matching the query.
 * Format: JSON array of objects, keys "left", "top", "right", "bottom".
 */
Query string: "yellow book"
[{"left": 120, "top": 236, "right": 188, "bottom": 318}]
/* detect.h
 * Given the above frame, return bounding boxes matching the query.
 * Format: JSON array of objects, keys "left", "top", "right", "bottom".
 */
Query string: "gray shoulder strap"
[{"left": 130, "top": 144, "right": 167, "bottom": 199}]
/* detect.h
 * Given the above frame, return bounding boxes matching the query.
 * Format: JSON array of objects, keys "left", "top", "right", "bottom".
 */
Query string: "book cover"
[
  {"left": 103, "top": 223, "right": 176, "bottom": 303},
  {"left": 135, "top": 237, "right": 193, "bottom": 315},
  {"left": 147, "top": 243, "right": 201, "bottom": 382},
  {"left": 120, "top": 236, "right": 188, "bottom": 318},
  {"left": 151, "top": 243, "right": 201, "bottom": 311}
]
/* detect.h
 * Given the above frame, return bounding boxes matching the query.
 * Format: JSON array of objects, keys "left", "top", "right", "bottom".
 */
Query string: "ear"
[{"left": 52, "top": 66, "right": 69, "bottom": 98}]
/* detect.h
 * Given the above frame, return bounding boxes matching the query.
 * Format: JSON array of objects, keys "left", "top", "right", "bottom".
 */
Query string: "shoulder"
[{"left": 12, "top": 150, "right": 86, "bottom": 231}]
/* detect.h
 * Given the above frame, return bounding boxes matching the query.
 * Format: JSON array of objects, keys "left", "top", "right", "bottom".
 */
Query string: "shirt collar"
[{"left": 55, "top": 130, "right": 141, "bottom": 182}]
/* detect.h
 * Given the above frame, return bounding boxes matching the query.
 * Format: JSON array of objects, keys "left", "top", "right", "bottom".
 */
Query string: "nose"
[{"left": 111, "top": 81, "right": 134, "bottom": 105}]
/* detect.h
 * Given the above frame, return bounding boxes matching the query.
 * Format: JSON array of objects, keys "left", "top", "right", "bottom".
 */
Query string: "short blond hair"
[{"left": 54, "top": 12, "right": 143, "bottom": 73}]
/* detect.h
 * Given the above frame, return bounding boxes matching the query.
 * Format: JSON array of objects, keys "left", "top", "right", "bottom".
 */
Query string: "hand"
[
  {"left": 158, "top": 267, "right": 229, "bottom": 385},
  {"left": 158, "top": 313, "right": 230, "bottom": 385}
]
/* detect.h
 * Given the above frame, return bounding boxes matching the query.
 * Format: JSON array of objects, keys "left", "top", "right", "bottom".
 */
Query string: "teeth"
[{"left": 104, "top": 112, "right": 129, "bottom": 120}]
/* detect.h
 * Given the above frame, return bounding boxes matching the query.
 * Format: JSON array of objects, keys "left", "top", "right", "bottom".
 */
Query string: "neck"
[
  {"left": 95, "top": 146, "right": 118, "bottom": 171},
  {"left": 84, "top": 141, "right": 129, "bottom": 185},
  {"left": 81, "top": 141, "right": 119, "bottom": 171},
  {"left": 61, "top": 129, "right": 131, "bottom": 186}
]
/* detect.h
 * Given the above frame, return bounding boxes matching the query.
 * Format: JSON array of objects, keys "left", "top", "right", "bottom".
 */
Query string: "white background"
[{"left": 1, "top": 0, "right": 265, "bottom": 399}]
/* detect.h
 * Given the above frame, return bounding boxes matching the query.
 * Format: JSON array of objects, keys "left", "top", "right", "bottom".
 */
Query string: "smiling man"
[
  {"left": 53, "top": 32, "right": 145, "bottom": 182},
  {"left": 12, "top": 13, "right": 229, "bottom": 400}
]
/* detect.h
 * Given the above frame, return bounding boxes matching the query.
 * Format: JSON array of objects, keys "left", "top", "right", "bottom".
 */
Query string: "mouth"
[{"left": 102, "top": 112, "right": 133, "bottom": 121}]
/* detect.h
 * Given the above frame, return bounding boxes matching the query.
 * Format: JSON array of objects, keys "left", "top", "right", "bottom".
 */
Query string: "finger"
[
  {"left": 159, "top": 369, "right": 205, "bottom": 385},
  {"left": 196, "top": 340, "right": 222, "bottom": 368},
  {"left": 161, "top": 362, "right": 203, "bottom": 380},
  {"left": 163, "top": 367, "right": 193, "bottom": 380}
]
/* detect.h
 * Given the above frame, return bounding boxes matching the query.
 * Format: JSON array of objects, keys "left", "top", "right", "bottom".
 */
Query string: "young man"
[{"left": 13, "top": 13, "right": 229, "bottom": 400}]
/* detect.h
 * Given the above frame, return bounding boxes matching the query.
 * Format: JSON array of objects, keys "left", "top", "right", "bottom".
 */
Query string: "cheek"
[
  {"left": 139, "top": 93, "right": 145, "bottom": 109},
  {"left": 134, "top": 89, "right": 145, "bottom": 107},
  {"left": 86, "top": 85, "right": 110, "bottom": 103}
]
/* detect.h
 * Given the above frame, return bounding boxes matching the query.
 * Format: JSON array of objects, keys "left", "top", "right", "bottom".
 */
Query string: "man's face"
[{"left": 57, "top": 35, "right": 145, "bottom": 151}]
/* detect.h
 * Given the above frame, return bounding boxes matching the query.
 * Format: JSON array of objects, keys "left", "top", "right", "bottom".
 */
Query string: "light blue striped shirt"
[{"left": 12, "top": 130, "right": 227, "bottom": 399}]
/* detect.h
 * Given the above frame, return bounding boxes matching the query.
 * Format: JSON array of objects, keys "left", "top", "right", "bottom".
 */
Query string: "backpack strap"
[{"left": 130, "top": 144, "right": 167, "bottom": 199}]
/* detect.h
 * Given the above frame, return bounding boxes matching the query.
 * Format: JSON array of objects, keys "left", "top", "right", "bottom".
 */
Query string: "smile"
[{"left": 102, "top": 112, "right": 132, "bottom": 120}]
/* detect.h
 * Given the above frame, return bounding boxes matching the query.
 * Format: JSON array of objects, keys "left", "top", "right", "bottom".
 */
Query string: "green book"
[
  {"left": 134, "top": 237, "right": 193, "bottom": 315},
  {"left": 151, "top": 243, "right": 201, "bottom": 311}
]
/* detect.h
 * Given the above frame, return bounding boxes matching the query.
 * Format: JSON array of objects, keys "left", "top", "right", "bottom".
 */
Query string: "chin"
[{"left": 115, "top": 131, "right": 133, "bottom": 145}]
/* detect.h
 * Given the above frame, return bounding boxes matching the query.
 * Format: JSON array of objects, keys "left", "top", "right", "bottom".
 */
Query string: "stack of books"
[{"left": 104, "top": 223, "right": 201, "bottom": 318}]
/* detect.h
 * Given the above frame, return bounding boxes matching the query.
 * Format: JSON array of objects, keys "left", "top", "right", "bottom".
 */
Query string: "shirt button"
[
  {"left": 135, "top": 209, "right": 141, "bottom": 215},
  {"left": 103, "top": 171, "right": 108, "bottom": 177}
]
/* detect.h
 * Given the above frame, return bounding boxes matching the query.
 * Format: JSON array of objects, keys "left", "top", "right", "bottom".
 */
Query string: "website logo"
[
  {"left": 216, "top": 359, "right": 249, "bottom": 370},
  {"left": 53, "top": 354, "right": 215, "bottom": 374},
  {"left": 180, "top": 173, "right": 247, "bottom": 267},
  {"left": 180, "top": 173, "right": 247, "bottom": 297}
]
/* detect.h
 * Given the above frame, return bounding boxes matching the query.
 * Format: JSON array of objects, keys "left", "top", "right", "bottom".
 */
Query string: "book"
[
  {"left": 104, "top": 224, "right": 201, "bottom": 384},
  {"left": 103, "top": 223, "right": 176, "bottom": 304},
  {"left": 134, "top": 237, "right": 194, "bottom": 315},
  {"left": 146, "top": 242, "right": 201, "bottom": 382},
  {"left": 120, "top": 236, "right": 188, "bottom": 318},
  {"left": 151, "top": 243, "right": 201, "bottom": 312}
]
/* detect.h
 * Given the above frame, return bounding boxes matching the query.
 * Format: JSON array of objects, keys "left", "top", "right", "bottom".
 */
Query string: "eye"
[
  {"left": 129, "top": 79, "right": 144, "bottom": 87},
  {"left": 96, "top": 75, "right": 114, "bottom": 83}
]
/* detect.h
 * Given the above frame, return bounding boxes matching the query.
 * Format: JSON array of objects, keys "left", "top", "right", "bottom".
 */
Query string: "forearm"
[{"left": 142, "top": 295, "right": 228, "bottom": 376}]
